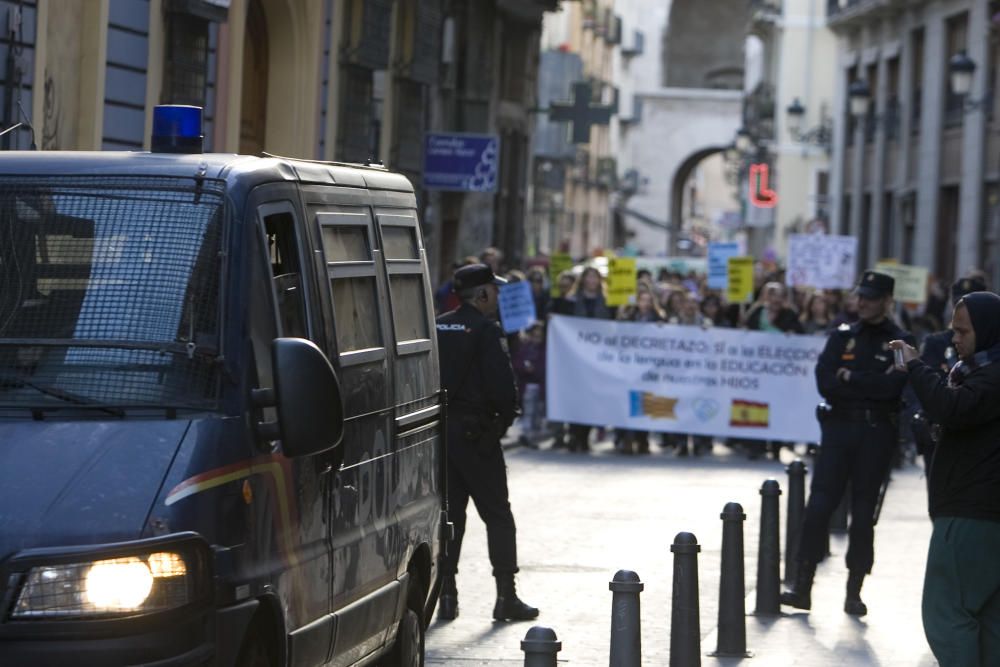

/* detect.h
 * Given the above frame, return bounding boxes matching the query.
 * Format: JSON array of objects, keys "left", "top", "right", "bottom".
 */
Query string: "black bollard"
[
  {"left": 609, "top": 570, "right": 643, "bottom": 667},
  {"left": 755, "top": 479, "right": 782, "bottom": 616},
  {"left": 670, "top": 532, "right": 701, "bottom": 667},
  {"left": 709, "top": 503, "right": 750, "bottom": 658},
  {"left": 710, "top": 502, "right": 752, "bottom": 658},
  {"left": 521, "top": 626, "right": 561, "bottom": 667},
  {"left": 785, "top": 460, "right": 807, "bottom": 584}
]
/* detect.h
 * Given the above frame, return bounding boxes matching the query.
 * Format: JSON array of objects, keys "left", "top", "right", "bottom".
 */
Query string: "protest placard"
[
  {"left": 498, "top": 281, "right": 536, "bottom": 333},
  {"left": 707, "top": 242, "right": 740, "bottom": 290},
  {"left": 786, "top": 234, "right": 858, "bottom": 289},
  {"left": 726, "top": 256, "right": 754, "bottom": 304},
  {"left": 546, "top": 316, "right": 824, "bottom": 442},
  {"left": 874, "top": 262, "right": 929, "bottom": 304},
  {"left": 549, "top": 253, "right": 574, "bottom": 296},
  {"left": 606, "top": 257, "right": 638, "bottom": 306}
]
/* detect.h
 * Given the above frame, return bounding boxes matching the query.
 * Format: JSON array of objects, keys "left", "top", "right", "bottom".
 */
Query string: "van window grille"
[{"left": 0, "top": 176, "right": 225, "bottom": 410}]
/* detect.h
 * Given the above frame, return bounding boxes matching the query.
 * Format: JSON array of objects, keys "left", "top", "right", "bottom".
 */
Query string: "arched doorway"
[{"left": 239, "top": 0, "right": 268, "bottom": 155}]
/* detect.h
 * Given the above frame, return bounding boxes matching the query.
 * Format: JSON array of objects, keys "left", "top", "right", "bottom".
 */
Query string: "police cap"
[
  {"left": 855, "top": 270, "right": 894, "bottom": 299},
  {"left": 453, "top": 263, "right": 507, "bottom": 292},
  {"left": 951, "top": 275, "right": 988, "bottom": 304}
]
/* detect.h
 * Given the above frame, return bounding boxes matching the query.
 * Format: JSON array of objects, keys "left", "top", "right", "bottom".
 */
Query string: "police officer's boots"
[
  {"left": 780, "top": 560, "right": 816, "bottom": 610},
  {"left": 437, "top": 575, "right": 458, "bottom": 621},
  {"left": 844, "top": 571, "right": 868, "bottom": 616},
  {"left": 492, "top": 573, "right": 539, "bottom": 621}
]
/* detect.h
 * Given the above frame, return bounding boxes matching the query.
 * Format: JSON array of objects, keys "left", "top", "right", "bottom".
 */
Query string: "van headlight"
[{"left": 11, "top": 547, "right": 204, "bottom": 620}]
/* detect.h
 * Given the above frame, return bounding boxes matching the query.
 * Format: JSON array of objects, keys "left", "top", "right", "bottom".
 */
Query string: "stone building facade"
[
  {"left": 1, "top": 0, "right": 559, "bottom": 282},
  {"left": 827, "top": 0, "right": 1000, "bottom": 285}
]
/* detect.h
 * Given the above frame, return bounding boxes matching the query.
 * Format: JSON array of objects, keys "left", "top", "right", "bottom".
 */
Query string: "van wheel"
[
  {"left": 380, "top": 607, "right": 424, "bottom": 667},
  {"left": 236, "top": 619, "right": 277, "bottom": 667}
]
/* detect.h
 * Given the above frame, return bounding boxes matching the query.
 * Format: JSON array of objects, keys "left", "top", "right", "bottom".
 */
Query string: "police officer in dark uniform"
[
  {"left": 435, "top": 263, "right": 538, "bottom": 622},
  {"left": 781, "top": 270, "right": 914, "bottom": 616},
  {"left": 912, "top": 275, "right": 988, "bottom": 482}
]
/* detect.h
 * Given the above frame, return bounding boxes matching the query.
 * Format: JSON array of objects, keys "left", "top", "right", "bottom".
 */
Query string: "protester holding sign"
[
  {"left": 741, "top": 283, "right": 804, "bottom": 460},
  {"left": 526, "top": 267, "right": 550, "bottom": 318},
  {"left": 565, "top": 266, "right": 615, "bottom": 452},
  {"left": 615, "top": 288, "right": 664, "bottom": 454},
  {"left": 746, "top": 282, "right": 805, "bottom": 334},
  {"left": 800, "top": 290, "right": 834, "bottom": 335},
  {"left": 782, "top": 270, "right": 914, "bottom": 618}
]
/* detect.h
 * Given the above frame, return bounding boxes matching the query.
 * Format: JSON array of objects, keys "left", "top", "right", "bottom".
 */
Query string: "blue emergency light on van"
[{"left": 151, "top": 104, "right": 203, "bottom": 154}]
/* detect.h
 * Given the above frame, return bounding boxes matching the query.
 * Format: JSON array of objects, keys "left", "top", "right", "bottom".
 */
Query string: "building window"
[
  {"left": 864, "top": 63, "right": 878, "bottom": 144},
  {"left": 879, "top": 192, "right": 894, "bottom": 260},
  {"left": 845, "top": 67, "right": 858, "bottom": 139},
  {"left": 911, "top": 28, "right": 924, "bottom": 134},
  {"left": 886, "top": 58, "right": 901, "bottom": 141},
  {"left": 162, "top": 12, "right": 209, "bottom": 107},
  {"left": 499, "top": 19, "right": 534, "bottom": 103},
  {"left": 943, "top": 12, "right": 969, "bottom": 128}
]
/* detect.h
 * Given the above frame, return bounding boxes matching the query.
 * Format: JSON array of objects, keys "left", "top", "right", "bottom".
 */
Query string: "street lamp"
[
  {"left": 948, "top": 51, "right": 988, "bottom": 112},
  {"left": 949, "top": 51, "right": 976, "bottom": 96},
  {"left": 735, "top": 127, "right": 753, "bottom": 152},
  {"left": 786, "top": 98, "right": 806, "bottom": 134},
  {"left": 785, "top": 97, "right": 832, "bottom": 150},
  {"left": 848, "top": 79, "right": 871, "bottom": 118}
]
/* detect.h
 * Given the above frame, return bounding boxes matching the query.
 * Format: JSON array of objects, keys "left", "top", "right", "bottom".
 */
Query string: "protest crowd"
[{"left": 433, "top": 245, "right": 983, "bottom": 463}]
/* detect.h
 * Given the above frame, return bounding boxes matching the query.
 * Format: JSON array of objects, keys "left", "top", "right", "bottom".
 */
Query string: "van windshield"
[{"left": 0, "top": 176, "right": 225, "bottom": 410}]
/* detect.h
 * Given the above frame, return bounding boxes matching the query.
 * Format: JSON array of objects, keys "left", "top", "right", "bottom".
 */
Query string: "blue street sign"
[{"left": 423, "top": 133, "right": 500, "bottom": 192}]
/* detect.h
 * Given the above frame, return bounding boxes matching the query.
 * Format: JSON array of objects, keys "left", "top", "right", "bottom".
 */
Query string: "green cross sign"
[{"left": 549, "top": 81, "right": 614, "bottom": 144}]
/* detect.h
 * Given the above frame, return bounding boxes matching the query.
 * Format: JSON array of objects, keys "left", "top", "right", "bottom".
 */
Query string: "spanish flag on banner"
[
  {"left": 730, "top": 399, "right": 769, "bottom": 428},
  {"left": 629, "top": 391, "right": 679, "bottom": 420}
]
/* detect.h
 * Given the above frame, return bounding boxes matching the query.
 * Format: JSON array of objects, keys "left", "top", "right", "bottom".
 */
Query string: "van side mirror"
[{"left": 270, "top": 338, "right": 345, "bottom": 458}]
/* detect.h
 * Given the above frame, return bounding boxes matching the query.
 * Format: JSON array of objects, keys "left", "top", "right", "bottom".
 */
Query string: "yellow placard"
[
  {"left": 606, "top": 257, "right": 638, "bottom": 306},
  {"left": 874, "top": 262, "right": 929, "bottom": 304},
  {"left": 726, "top": 256, "right": 755, "bottom": 304},
  {"left": 549, "top": 253, "right": 574, "bottom": 296}
]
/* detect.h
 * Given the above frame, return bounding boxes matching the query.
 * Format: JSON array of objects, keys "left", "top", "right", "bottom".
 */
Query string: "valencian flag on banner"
[
  {"left": 629, "top": 391, "right": 678, "bottom": 419},
  {"left": 730, "top": 399, "right": 770, "bottom": 428}
]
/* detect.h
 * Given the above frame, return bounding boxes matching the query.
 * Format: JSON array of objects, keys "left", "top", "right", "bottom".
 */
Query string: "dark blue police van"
[{"left": 0, "top": 106, "right": 446, "bottom": 666}]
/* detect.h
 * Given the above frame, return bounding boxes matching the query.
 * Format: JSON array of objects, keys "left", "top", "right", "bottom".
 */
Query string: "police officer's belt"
[{"left": 828, "top": 407, "right": 897, "bottom": 423}]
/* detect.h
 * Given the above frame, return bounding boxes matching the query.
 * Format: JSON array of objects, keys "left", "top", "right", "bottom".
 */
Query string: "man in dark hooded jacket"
[
  {"left": 891, "top": 291, "right": 1000, "bottom": 665},
  {"left": 911, "top": 276, "right": 989, "bottom": 481}
]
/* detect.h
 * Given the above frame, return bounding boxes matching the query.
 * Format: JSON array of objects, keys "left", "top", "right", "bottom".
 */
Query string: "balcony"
[
  {"left": 595, "top": 156, "right": 618, "bottom": 190},
  {"left": 825, "top": 0, "right": 915, "bottom": 29}
]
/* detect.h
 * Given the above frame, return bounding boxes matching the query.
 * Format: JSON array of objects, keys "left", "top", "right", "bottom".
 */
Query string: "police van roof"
[{"left": 0, "top": 151, "right": 416, "bottom": 192}]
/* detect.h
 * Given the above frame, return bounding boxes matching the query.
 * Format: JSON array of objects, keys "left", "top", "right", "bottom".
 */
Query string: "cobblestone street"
[{"left": 426, "top": 437, "right": 937, "bottom": 665}]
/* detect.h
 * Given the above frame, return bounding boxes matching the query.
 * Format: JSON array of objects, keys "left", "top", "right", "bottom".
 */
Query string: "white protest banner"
[
  {"left": 874, "top": 262, "right": 929, "bottom": 304},
  {"left": 786, "top": 234, "right": 858, "bottom": 289},
  {"left": 498, "top": 281, "right": 536, "bottom": 333},
  {"left": 546, "top": 315, "right": 824, "bottom": 442},
  {"left": 707, "top": 242, "right": 740, "bottom": 290}
]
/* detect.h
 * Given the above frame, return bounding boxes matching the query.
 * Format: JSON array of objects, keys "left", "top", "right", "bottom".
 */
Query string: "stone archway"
[
  {"left": 621, "top": 89, "right": 742, "bottom": 254},
  {"left": 670, "top": 146, "right": 728, "bottom": 250}
]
